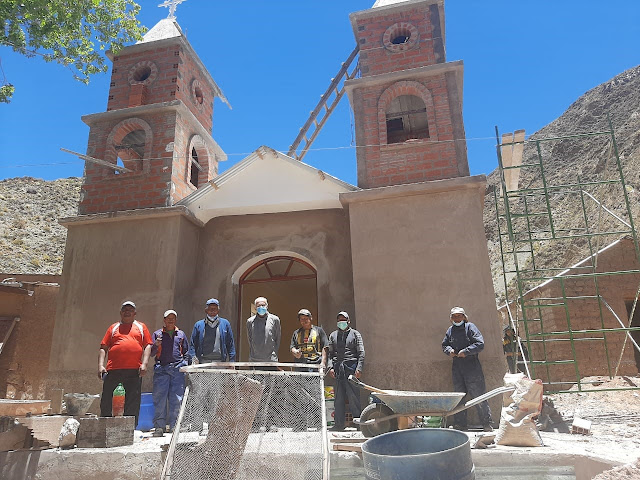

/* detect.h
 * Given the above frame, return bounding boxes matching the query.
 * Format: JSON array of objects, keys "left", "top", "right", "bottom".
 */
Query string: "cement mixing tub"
[
  {"left": 64, "top": 393, "right": 99, "bottom": 416},
  {"left": 362, "top": 428, "right": 474, "bottom": 480}
]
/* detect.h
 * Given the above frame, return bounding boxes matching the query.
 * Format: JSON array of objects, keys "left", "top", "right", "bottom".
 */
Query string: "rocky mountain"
[
  {"left": 0, "top": 177, "right": 81, "bottom": 275},
  {"left": 485, "top": 64, "right": 640, "bottom": 302},
  {"left": 2, "top": 65, "right": 640, "bottom": 294}
]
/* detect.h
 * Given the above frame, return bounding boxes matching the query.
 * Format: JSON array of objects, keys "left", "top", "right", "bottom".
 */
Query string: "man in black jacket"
[
  {"left": 442, "top": 306, "right": 493, "bottom": 432},
  {"left": 328, "top": 311, "right": 365, "bottom": 431}
]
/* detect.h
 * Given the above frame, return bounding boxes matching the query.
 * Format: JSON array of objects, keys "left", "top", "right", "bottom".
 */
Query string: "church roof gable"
[{"left": 178, "top": 147, "right": 358, "bottom": 223}]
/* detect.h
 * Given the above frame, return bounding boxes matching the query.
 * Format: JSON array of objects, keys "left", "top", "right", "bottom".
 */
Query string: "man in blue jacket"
[
  {"left": 442, "top": 306, "right": 493, "bottom": 432},
  {"left": 189, "top": 298, "right": 236, "bottom": 364}
]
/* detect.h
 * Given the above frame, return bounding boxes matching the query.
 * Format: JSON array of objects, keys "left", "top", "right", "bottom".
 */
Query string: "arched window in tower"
[
  {"left": 114, "top": 129, "right": 145, "bottom": 173},
  {"left": 189, "top": 147, "right": 202, "bottom": 187},
  {"left": 385, "top": 95, "right": 429, "bottom": 144}
]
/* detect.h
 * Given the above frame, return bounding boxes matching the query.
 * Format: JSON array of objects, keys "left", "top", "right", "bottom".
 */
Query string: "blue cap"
[{"left": 206, "top": 298, "right": 220, "bottom": 306}]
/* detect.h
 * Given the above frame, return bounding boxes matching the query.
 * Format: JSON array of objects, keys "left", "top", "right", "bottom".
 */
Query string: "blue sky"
[{"left": 1, "top": 1, "right": 638, "bottom": 186}]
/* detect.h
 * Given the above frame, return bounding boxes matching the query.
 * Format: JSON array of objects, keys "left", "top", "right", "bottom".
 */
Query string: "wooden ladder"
[{"left": 287, "top": 46, "right": 360, "bottom": 162}]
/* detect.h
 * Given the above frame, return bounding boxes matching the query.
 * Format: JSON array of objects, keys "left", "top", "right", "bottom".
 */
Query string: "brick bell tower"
[
  {"left": 345, "top": 0, "right": 469, "bottom": 189},
  {"left": 78, "top": 17, "right": 228, "bottom": 214}
]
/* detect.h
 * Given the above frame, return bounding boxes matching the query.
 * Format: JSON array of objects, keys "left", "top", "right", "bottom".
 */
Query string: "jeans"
[
  {"left": 100, "top": 369, "right": 143, "bottom": 424},
  {"left": 152, "top": 362, "right": 186, "bottom": 430}
]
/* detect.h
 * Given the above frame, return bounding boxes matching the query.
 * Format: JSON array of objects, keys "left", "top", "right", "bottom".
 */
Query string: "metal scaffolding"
[{"left": 493, "top": 118, "right": 640, "bottom": 393}]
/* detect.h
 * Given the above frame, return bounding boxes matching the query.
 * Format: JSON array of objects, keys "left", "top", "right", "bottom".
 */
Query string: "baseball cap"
[
  {"left": 121, "top": 301, "right": 136, "bottom": 309},
  {"left": 164, "top": 309, "right": 177, "bottom": 318},
  {"left": 337, "top": 311, "right": 349, "bottom": 320},
  {"left": 450, "top": 307, "right": 467, "bottom": 317},
  {"left": 206, "top": 298, "right": 220, "bottom": 306},
  {"left": 297, "top": 308, "right": 312, "bottom": 317}
]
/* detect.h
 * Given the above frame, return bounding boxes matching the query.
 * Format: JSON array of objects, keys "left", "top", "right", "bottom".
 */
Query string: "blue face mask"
[
  {"left": 337, "top": 320, "right": 348, "bottom": 331},
  {"left": 256, "top": 306, "right": 268, "bottom": 316},
  {"left": 452, "top": 320, "right": 464, "bottom": 327}
]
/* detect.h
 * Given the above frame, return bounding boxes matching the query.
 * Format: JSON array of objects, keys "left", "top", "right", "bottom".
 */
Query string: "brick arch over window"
[
  {"left": 186, "top": 134, "right": 213, "bottom": 188},
  {"left": 377, "top": 81, "right": 438, "bottom": 145},
  {"left": 105, "top": 118, "right": 153, "bottom": 175}
]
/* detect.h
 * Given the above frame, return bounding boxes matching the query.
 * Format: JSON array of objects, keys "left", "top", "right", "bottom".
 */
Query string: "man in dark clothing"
[
  {"left": 442, "top": 306, "right": 493, "bottom": 432},
  {"left": 328, "top": 311, "right": 365, "bottom": 431},
  {"left": 150, "top": 309, "right": 190, "bottom": 436},
  {"left": 503, "top": 325, "right": 529, "bottom": 374}
]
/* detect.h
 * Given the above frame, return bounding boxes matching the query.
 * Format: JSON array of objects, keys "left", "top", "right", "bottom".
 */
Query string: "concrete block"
[
  {"left": 50, "top": 389, "right": 64, "bottom": 415},
  {"left": 18, "top": 415, "right": 71, "bottom": 447},
  {"left": 76, "top": 416, "right": 135, "bottom": 448}
]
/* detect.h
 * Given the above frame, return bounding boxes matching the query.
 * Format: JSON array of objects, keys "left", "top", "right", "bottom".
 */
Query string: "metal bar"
[
  {"left": 608, "top": 115, "right": 640, "bottom": 263},
  {"left": 550, "top": 387, "right": 640, "bottom": 393},
  {"left": 578, "top": 177, "right": 613, "bottom": 378},
  {"left": 498, "top": 130, "right": 612, "bottom": 146},
  {"left": 527, "top": 327, "right": 640, "bottom": 336},
  {"left": 161, "top": 384, "right": 190, "bottom": 479},
  {"left": 505, "top": 179, "right": 624, "bottom": 195}
]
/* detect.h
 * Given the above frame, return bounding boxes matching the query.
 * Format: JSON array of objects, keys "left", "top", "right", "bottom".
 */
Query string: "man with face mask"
[
  {"left": 442, "top": 306, "right": 493, "bottom": 432},
  {"left": 328, "top": 311, "right": 365, "bottom": 431},
  {"left": 246, "top": 296, "right": 281, "bottom": 362}
]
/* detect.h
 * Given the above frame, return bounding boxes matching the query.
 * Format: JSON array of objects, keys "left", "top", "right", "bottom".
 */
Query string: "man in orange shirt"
[{"left": 98, "top": 301, "right": 153, "bottom": 423}]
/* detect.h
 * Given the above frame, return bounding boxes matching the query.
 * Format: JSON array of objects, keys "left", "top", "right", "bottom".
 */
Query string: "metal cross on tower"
[{"left": 158, "top": 0, "right": 187, "bottom": 19}]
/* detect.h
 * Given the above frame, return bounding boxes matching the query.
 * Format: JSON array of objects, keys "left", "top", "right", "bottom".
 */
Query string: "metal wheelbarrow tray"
[{"left": 348, "top": 376, "right": 515, "bottom": 437}]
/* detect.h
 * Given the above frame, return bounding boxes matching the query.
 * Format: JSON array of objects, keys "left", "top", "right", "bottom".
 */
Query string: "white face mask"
[{"left": 452, "top": 320, "right": 464, "bottom": 327}]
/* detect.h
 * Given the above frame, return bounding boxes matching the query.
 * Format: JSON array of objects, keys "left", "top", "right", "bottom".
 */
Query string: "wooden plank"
[
  {"left": 329, "top": 437, "right": 366, "bottom": 443},
  {"left": 332, "top": 444, "right": 362, "bottom": 453},
  {"left": 0, "top": 317, "right": 19, "bottom": 356},
  {"left": 60, "top": 148, "right": 133, "bottom": 173}
]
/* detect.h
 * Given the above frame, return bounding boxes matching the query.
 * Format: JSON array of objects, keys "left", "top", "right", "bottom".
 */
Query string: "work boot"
[
  {"left": 482, "top": 424, "right": 493, "bottom": 432},
  {"left": 452, "top": 424, "right": 466, "bottom": 431},
  {"left": 152, "top": 427, "right": 164, "bottom": 437}
]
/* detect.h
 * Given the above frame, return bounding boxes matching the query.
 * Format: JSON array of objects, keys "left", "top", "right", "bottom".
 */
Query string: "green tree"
[{"left": 0, "top": 0, "right": 146, "bottom": 103}]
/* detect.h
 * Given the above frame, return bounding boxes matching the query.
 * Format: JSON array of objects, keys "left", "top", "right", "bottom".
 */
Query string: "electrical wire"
[{"left": 0, "top": 130, "right": 614, "bottom": 170}]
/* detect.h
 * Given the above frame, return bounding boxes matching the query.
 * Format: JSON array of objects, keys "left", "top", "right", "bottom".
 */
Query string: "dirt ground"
[{"left": 544, "top": 375, "right": 640, "bottom": 478}]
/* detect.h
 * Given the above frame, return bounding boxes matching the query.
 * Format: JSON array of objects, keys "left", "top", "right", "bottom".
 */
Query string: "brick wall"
[
  {"left": 348, "top": 1, "right": 467, "bottom": 188},
  {"left": 106, "top": 42, "right": 215, "bottom": 132},
  {"left": 518, "top": 238, "right": 640, "bottom": 389},
  {"left": 352, "top": 2, "right": 445, "bottom": 78},
  {"left": 79, "top": 37, "right": 220, "bottom": 214}
]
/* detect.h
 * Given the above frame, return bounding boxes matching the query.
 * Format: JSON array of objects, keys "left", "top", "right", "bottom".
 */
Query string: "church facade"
[{"left": 49, "top": 0, "right": 504, "bottom": 416}]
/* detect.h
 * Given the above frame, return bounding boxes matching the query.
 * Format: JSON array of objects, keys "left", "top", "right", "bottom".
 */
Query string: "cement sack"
[
  {"left": 495, "top": 373, "right": 544, "bottom": 447},
  {"left": 59, "top": 418, "right": 80, "bottom": 449}
]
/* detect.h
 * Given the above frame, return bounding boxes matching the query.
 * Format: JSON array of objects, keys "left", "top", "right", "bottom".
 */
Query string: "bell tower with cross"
[{"left": 78, "top": 0, "right": 228, "bottom": 214}]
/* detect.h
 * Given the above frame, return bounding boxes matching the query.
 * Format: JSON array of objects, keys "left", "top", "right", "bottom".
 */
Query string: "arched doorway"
[{"left": 238, "top": 256, "right": 318, "bottom": 362}]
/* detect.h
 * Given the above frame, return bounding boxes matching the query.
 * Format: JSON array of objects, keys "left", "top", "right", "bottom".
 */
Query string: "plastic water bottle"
[{"left": 112, "top": 383, "right": 125, "bottom": 416}]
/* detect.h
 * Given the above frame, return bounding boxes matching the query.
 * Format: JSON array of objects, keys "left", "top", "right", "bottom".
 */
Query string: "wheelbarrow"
[{"left": 348, "top": 375, "right": 515, "bottom": 437}]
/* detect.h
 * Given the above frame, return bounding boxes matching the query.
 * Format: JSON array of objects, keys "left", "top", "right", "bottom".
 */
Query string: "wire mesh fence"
[{"left": 162, "top": 362, "right": 328, "bottom": 480}]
